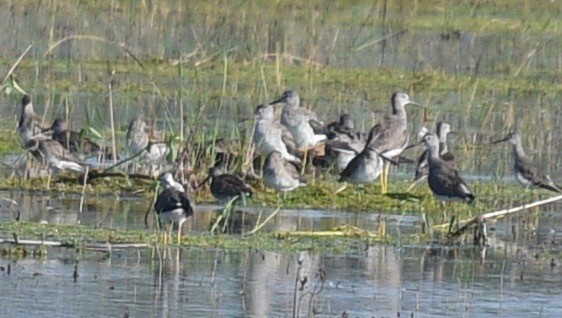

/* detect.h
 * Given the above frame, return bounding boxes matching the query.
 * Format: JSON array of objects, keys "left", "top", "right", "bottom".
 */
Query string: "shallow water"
[
  {"left": 1, "top": 239, "right": 560, "bottom": 317},
  {"left": 1, "top": 190, "right": 561, "bottom": 317},
  {"left": 1, "top": 1, "right": 562, "bottom": 316}
]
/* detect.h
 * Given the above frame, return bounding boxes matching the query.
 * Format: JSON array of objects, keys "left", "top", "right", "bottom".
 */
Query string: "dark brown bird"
[{"left": 199, "top": 166, "right": 253, "bottom": 204}]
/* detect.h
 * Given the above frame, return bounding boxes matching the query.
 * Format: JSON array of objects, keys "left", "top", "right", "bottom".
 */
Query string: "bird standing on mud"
[
  {"left": 269, "top": 90, "right": 327, "bottom": 151},
  {"left": 493, "top": 132, "right": 561, "bottom": 193},
  {"left": 423, "top": 133, "right": 474, "bottom": 203},
  {"left": 409, "top": 122, "right": 456, "bottom": 191},
  {"left": 367, "top": 92, "right": 419, "bottom": 193},
  {"left": 263, "top": 150, "right": 305, "bottom": 193},
  {"left": 253, "top": 103, "right": 301, "bottom": 163}
]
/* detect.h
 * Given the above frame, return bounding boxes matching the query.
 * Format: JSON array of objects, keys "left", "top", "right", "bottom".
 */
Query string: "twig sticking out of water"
[{"left": 441, "top": 194, "right": 562, "bottom": 241}]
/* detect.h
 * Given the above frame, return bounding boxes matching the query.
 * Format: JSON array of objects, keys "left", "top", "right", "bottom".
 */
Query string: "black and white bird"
[
  {"left": 409, "top": 122, "right": 456, "bottom": 191},
  {"left": 154, "top": 172, "right": 195, "bottom": 244},
  {"left": 269, "top": 90, "right": 327, "bottom": 151},
  {"left": 199, "top": 166, "right": 253, "bottom": 204},
  {"left": 493, "top": 132, "right": 561, "bottom": 193},
  {"left": 423, "top": 133, "right": 474, "bottom": 203},
  {"left": 263, "top": 150, "right": 306, "bottom": 192}
]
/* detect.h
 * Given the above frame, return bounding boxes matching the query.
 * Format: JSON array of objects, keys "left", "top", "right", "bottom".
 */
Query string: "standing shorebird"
[
  {"left": 409, "top": 122, "right": 456, "bottom": 191},
  {"left": 326, "top": 114, "right": 367, "bottom": 171},
  {"left": 493, "top": 132, "right": 561, "bottom": 193},
  {"left": 18, "top": 95, "right": 45, "bottom": 145},
  {"left": 126, "top": 118, "right": 169, "bottom": 174},
  {"left": 263, "top": 150, "right": 306, "bottom": 193},
  {"left": 126, "top": 117, "right": 149, "bottom": 155},
  {"left": 43, "top": 118, "right": 116, "bottom": 159},
  {"left": 253, "top": 104, "right": 301, "bottom": 163},
  {"left": 269, "top": 90, "right": 327, "bottom": 151},
  {"left": 154, "top": 172, "right": 195, "bottom": 244},
  {"left": 338, "top": 125, "right": 385, "bottom": 184},
  {"left": 199, "top": 166, "right": 253, "bottom": 204},
  {"left": 423, "top": 133, "right": 474, "bottom": 203},
  {"left": 26, "top": 138, "right": 85, "bottom": 173},
  {"left": 369, "top": 92, "right": 419, "bottom": 193}
]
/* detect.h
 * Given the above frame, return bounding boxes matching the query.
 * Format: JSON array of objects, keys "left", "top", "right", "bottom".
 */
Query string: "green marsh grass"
[{"left": 0, "top": 1, "right": 561, "bottom": 248}]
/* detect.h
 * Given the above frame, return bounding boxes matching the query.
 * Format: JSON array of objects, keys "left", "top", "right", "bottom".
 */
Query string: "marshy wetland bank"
[{"left": 0, "top": 1, "right": 561, "bottom": 317}]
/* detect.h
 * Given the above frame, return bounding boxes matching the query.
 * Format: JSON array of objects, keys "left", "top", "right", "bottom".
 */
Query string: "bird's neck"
[
  {"left": 512, "top": 142, "right": 526, "bottom": 158},
  {"left": 428, "top": 145, "right": 441, "bottom": 160},
  {"left": 439, "top": 141, "right": 448, "bottom": 155}
]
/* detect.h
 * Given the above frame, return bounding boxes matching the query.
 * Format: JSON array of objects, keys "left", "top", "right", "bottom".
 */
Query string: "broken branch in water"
[
  {"left": 441, "top": 194, "right": 562, "bottom": 241},
  {"left": 0, "top": 238, "right": 150, "bottom": 251}
]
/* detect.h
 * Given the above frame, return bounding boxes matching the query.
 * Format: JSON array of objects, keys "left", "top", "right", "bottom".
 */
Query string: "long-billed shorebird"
[
  {"left": 409, "top": 122, "right": 456, "bottom": 191},
  {"left": 126, "top": 117, "right": 149, "bottom": 155},
  {"left": 126, "top": 118, "right": 169, "bottom": 173},
  {"left": 341, "top": 92, "right": 418, "bottom": 192},
  {"left": 18, "top": 95, "right": 45, "bottom": 145},
  {"left": 326, "top": 114, "right": 368, "bottom": 171},
  {"left": 263, "top": 150, "right": 306, "bottom": 192},
  {"left": 43, "top": 118, "right": 116, "bottom": 159},
  {"left": 154, "top": 172, "right": 195, "bottom": 244},
  {"left": 338, "top": 125, "right": 385, "bottom": 184},
  {"left": 269, "top": 90, "right": 327, "bottom": 151},
  {"left": 423, "top": 133, "right": 474, "bottom": 203},
  {"left": 493, "top": 132, "right": 561, "bottom": 193},
  {"left": 253, "top": 103, "right": 301, "bottom": 163},
  {"left": 199, "top": 166, "right": 253, "bottom": 204},
  {"left": 26, "top": 138, "right": 85, "bottom": 173}
]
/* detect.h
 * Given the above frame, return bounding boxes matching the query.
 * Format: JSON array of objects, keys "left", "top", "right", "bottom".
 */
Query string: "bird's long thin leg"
[
  {"left": 301, "top": 149, "right": 308, "bottom": 175},
  {"left": 168, "top": 224, "right": 174, "bottom": 245},
  {"left": 382, "top": 163, "right": 391, "bottom": 194},
  {"left": 177, "top": 222, "right": 183, "bottom": 245},
  {"left": 380, "top": 163, "right": 386, "bottom": 194},
  {"left": 47, "top": 169, "right": 52, "bottom": 190}
]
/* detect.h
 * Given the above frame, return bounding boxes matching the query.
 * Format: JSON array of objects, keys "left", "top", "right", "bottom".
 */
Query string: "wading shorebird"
[
  {"left": 263, "top": 150, "right": 305, "bottom": 193},
  {"left": 199, "top": 166, "right": 253, "bottom": 204},
  {"left": 154, "top": 172, "right": 195, "bottom": 244},
  {"left": 18, "top": 95, "right": 45, "bottom": 145},
  {"left": 269, "top": 90, "right": 327, "bottom": 151},
  {"left": 326, "top": 113, "right": 368, "bottom": 171},
  {"left": 126, "top": 118, "right": 169, "bottom": 174},
  {"left": 26, "top": 138, "right": 85, "bottom": 173},
  {"left": 253, "top": 103, "right": 301, "bottom": 163},
  {"left": 338, "top": 125, "right": 385, "bottom": 184},
  {"left": 370, "top": 92, "right": 420, "bottom": 193},
  {"left": 423, "top": 133, "right": 474, "bottom": 203},
  {"left": 43, "top": 118, "right": 116, "bottom": 159},
  {"left": 409, "top": 122, "right": 456, "bottom": 191},
  {"left": 492, "top": 132, "right": 561, "bottom": 193}
]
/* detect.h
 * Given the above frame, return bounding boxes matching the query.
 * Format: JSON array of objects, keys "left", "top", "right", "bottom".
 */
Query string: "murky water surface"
[
  {"left": 1, "top": 1, "right": 562, "bottom": 316},
  {"left": 1, "top": 190, "right": 561, "bottom": 317}
]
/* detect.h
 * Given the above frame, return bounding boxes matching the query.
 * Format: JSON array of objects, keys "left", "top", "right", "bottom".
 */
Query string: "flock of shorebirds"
[{"left": 16, "top": 91, "right": 561, "bottom": 243}]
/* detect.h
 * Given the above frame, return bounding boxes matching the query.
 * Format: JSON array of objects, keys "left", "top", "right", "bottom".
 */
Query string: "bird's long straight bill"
[
  {"left": 268, "top": 97, "right": 284, "bottom": 105},
  {"left": 196, "top": 174, "right": 212, "bottom": 189}
]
